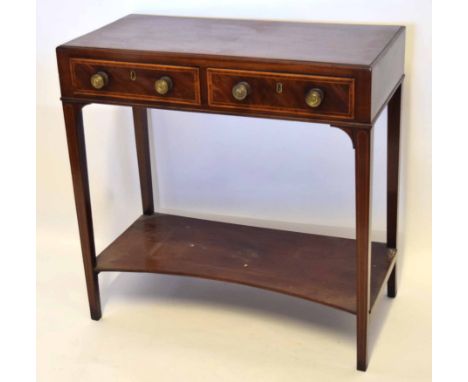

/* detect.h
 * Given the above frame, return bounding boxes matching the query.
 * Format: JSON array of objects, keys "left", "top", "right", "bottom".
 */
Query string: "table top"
[{"left": 63, "top": 14, "right": 404, "bottom": 67}]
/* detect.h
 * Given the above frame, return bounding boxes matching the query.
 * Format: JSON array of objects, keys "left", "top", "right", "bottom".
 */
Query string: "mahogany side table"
[{"left": 57, "top": 14, "right": 405, "bottom": 371}]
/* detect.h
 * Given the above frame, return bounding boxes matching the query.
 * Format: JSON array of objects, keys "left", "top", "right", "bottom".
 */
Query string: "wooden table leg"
[
  {"left": 132, "top": 107, "right": 154, "bottom": 215},
  {"left": 62, "top": 102, "right": 102, "bottom": 320},
  {"left": 387, "top": 85, "right": 402, "bottom": 298},
  {"left": 355, "top": 128, "right": 373, "bottom": 371}
]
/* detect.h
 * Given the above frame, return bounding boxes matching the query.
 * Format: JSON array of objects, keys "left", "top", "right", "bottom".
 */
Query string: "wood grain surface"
[
  {"left": 63, "top": 14, "right": 401, "bottom": 66},
  {"left": 96, "top": 214, "right": 396, "bottom": 315}
]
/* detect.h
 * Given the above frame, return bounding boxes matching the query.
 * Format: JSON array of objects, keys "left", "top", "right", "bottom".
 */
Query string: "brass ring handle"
[
  {"left": 90, "top": 71, "right": 109, "bottom": 90},
  {"left": 154, "top": 76, "right": 173, "bottom": 95},
  {"left": 232, "top": 81, "right": 251, "bottom": 101},
  {"left": 305, "top": 88, "right": 324, "bottom": 108}
]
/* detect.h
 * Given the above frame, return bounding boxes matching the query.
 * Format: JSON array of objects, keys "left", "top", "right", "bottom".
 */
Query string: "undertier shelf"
[{"left": 96, "top": 213, "right": 396, "bottom": 314}]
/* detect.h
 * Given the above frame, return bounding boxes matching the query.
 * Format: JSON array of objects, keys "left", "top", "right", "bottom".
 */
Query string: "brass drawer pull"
[
  {"left": 90, "top": 71, "right": 109, "bottom": 90},
  {"left": 154, "top": 76, "right": 173, "bottom": 95},
  {"left": 305, "top": 88, "right": 324, "bottom": 108},
  {"left": 232, "top": 81, "right": 251, "bottom": 101}
]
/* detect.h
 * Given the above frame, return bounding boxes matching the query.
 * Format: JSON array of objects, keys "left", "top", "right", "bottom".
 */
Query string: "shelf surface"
[{"left": 96, "top": 214, "right": 396, "bottom": 314}]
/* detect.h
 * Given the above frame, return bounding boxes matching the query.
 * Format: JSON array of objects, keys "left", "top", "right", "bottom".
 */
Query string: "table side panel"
[{"left": 370, "top": 28, "right": 405, "bottom": 121}]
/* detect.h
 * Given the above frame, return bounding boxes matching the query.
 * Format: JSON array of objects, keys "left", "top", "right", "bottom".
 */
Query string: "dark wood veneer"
[
  {"left": 96, "top": 213, "right": 395, "bottom": 315},
  {"left": 63, "top": 14, "right": 401, "bottom": 66},
  {"left": 207, "top": 68, "right": 355, "bottom": 119},
  {"left": 70, "top": 58, "right": 200, "bottom": 105},
  {"left": 57, "top": 14, "right": 405, "bottom": 371},
  {"left": 57, "top": 15, "right": 405, "bottom": 125}
]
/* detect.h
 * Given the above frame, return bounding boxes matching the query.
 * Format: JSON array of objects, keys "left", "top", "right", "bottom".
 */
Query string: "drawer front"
[
  {"left": 207, "top": 68, "right": 355, "bottom": 119},
  {"left": 70, "top": 59, "right": 201, "bottom": 105}
]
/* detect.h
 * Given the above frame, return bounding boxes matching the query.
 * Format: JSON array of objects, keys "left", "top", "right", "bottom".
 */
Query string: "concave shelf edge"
[{"left": 95, "top": 213, "right": 396, "bottom": 315}]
